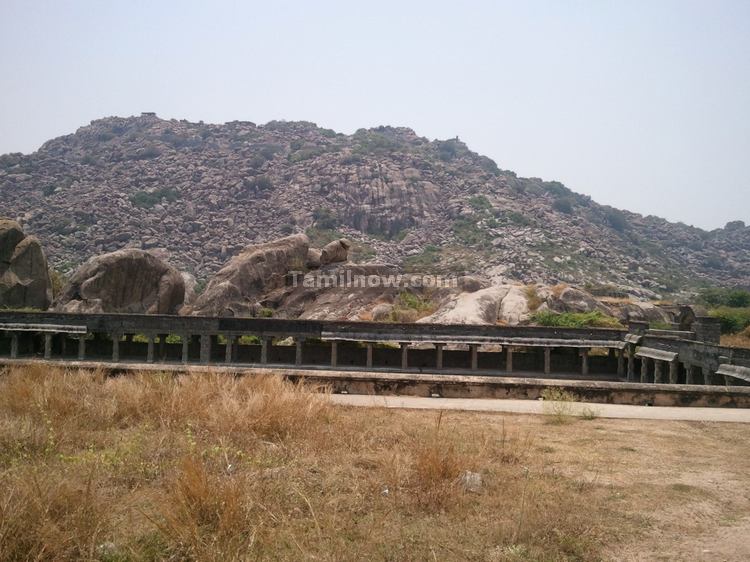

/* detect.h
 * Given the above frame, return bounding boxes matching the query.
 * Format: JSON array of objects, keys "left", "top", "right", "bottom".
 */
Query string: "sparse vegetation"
[
  {"left": 468, "top": 194, "right": 493, "bottom": 211},
  {"left": 389, "top": 291, "right": 436, "bottom": 322},
  {"left": 525, "top": 285, "right": 543, "bottom": 311},
  {"left": 0, "top": 365, "right": 749, "bottom": 560},
  {"left": 403, "top": 244, "right": 441, "bottom": 273},
  {"left": 311, "top": 207, "right": 339, "bottom": 230},
  {"left": 451, "top": 216, "right": 490, "bottom": 246},
  {"left": 700, "top": 287, "right": 750, "bottom": 308},
  {"left": 48, "top": 268, "right": 66, "bottom": 298},
  {"left": 552, "top": 197, "right": 574, "bottom": 214},
  {"left": 129, "top": 188, "right": 180, "bottom": 209},
  {"left": 721, "top": 326, "right": 750, "bottom": 349},
  {"left": 709, "top": 306, "right": 750, "bottom": 334},
  {"left": 603, "top": 207, "right": 628, "bottom": 232},
  {"left": 531, "top": 310, "right": 624, "bottom": 329},
  {"left": 242, "top": 175, "right": 273, "bottom": 194},
  {"left": 540, "top": 388, "right": 576, "bottom": 424}
]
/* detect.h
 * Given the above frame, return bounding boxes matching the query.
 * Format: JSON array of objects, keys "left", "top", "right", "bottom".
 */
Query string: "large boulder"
[
  {"left": 610, "top": 301, "right": 672, "bottom": 325},
  {"left": 320, "top": 239, "right": 350, "bottom": 265},
  {"left": 545, "top": 286, "right": 612, "bottom": 315},
  {"left": 0, "top": 219, "right": 53, "bottom": 310},
  {"left": 498, "top": 285, "right": 531, "bottom": 325},
  {"left": 188, "top": 234, "right": 309, "bottom": 316},
  {"left": 54, "top": 249, "right": 185, "bottom": 314},
  {"left": 418, "top": 286, "right": 510, "bottom": 325}
]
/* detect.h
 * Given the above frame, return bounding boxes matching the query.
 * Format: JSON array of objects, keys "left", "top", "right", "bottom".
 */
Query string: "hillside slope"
[{"left": 0, "top": 114, "right": 747, "bottom": 294}]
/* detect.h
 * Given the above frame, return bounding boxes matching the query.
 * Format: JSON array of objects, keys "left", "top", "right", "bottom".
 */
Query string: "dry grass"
[
  {"left": 550, "top": 283, "right": 569, "bottom": 298},
  {"left": 524, "top": 284, "right": 543, "bottom": 311},
  {"left": 721, "top": 326, "right": 750, "bottom": 349},
  {"left": 1, "top": 365, "right": 750, "bottom": 561}
]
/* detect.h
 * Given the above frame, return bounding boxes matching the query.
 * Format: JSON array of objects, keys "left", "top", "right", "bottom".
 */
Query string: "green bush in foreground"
[
  {"left": 530, "top": 310, "right": 623, "bottom": 329},
  {"left": 709, "top": 307, "right": 750, "bottom": 334}
]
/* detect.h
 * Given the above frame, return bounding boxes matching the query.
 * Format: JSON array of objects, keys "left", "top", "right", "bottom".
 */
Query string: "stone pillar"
[
  {"left": 400, "top": 343, "right": 409, "bottom": 369},
  {"left": 506, "top": 347, "right": 513, "bottom": 373},
  {"left": 295, "top": 338, "right": 304, "bottom": 366},
  {"left": 654, "top": 360, "right": 664, "bottom": 383},
  {"left": 617, "top": 348, "right": 625, "bottom": 377},
  {"left": 702, "top": 366, "right": 710, "bottom": 385},
  {"left": 199, "top": 334, "right": 211, "bottom": 364},
  {"left": 111, "top": 333, "right": 120, "bottom": 362},
  {"left": 78, "top": 335, "right": 86, "bottom": 361},
  {"left": 435, "top": 343, "right": 444, "bottom": 370},
  {"left": 158, "top": 334, "right": 167, "bottom": 362},
  {"left": 260, "top": 337, "right": 270, "bottom": 364},
  {"left": 44, "top": 333, "right": 53, "bottom": 360},
  {"left": 147, "top": 334, "right": 155, "bottom": 363},
  {"left": 225, "top": 336, "right": 235, "bottom": 364},
  {"left": 544, "top": 347, "right": 552, "bottom": 375},
  {"left": 668, "top": 361, "right": 678, "bottom": 384},
  {"left": 640, "top": 356, "right": 649, "bottom": 383},
  {"left": 10, "top": 332, "right": 18, "bottom": 359},
  {"left": 330, "top": 340, "right": 338, "bottom": 367},
  {"left": 627, "top": 345, "right": 636, "bottom": 381},
  {"left": 685, "top": 363, "right": 694, "bottom": 384},
  {"left": 366, "top": 343, "right": 373, "bottom": 368},
  {"left": 181, "top": 335, "right": 190, "bottom": 363},
  {"left": 580, "top": 349, "right": 589, "bottom": 376},
  {"left": 470, "top": 344, "right": 478, "bottom": 371}
]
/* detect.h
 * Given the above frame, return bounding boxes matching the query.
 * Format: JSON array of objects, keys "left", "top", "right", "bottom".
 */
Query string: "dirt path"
[{"left": 330, "top": 394, "right": 750, "bottom": 422}]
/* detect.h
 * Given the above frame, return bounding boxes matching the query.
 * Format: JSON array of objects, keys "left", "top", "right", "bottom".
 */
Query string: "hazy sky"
[{"left": 1, "top": 0, "right": 748, "bottom": 230}]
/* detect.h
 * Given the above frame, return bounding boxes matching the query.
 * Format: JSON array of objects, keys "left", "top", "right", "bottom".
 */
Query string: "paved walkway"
[{"left": 330, "top": 394, "right": 750, "bottom": 423}]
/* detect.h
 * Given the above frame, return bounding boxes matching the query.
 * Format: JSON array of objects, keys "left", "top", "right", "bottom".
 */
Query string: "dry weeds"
[
  {"left": 721, "top": 326, "right": 750, "bottom": 349},
  {"left": 1, "top": 365, "right": 749, "bottom": 561}
]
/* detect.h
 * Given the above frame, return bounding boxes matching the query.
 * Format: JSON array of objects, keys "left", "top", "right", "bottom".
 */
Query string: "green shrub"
[
  {"left": 603, "top": 208, "right": 628, "bottom": 232},
  {"left": 451, "top": 217, "right": 489, "bottom": 245},
  {"left": 700, "top": 288, "right": 750, "bottom": 308},
  {"left": 130, "top": 188, "right": 180, "bottom": 209},
  {"left": 288, "top": 147, "right": 325, "bottom": 163},
  {"left": 552, "top": 197, "right": 574, "bottom": 214},
  {"left": 403, "top": 245, "right": 441, "bottom": 273},
  {"left": 312, "top": 208, "right": 338, "bottom": 230},
  {"left": 709, "top": 307, "right": 750, "bottom": 334},
  {"left": 243, "top": 176, "right": 273, "bottom": 193},
  {"left": 468, "top": 195, "right": 492, "bottom": 211},
  {"left": 531, "top": 310, "right": 623, "bottom": 329},
  {"left": 389, "top": 291, "right": 436, "bottom": 322}
]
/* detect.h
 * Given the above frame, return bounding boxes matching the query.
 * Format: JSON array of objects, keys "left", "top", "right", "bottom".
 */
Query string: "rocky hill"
[{"left": 1, "top": 113, "right": 748, "bottom": 296}]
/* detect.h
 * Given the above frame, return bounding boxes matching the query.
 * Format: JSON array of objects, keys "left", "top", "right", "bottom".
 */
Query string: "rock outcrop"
[
  {"left": 54, "top": 249, "right": 185, "bottom": 314},
  {"left": 188, "top": 233, "right": 309, "bottom": 316},
  {"left": 0, "top": 219, "right": 53, "bottom": 310},
  {"left": 261, "top": 263, "right": 401, "bottom": 321}
]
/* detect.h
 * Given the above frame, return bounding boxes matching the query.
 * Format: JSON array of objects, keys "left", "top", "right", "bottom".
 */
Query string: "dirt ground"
[{"left": 489, "top": 413, "right": 750, "bottom": 561}]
